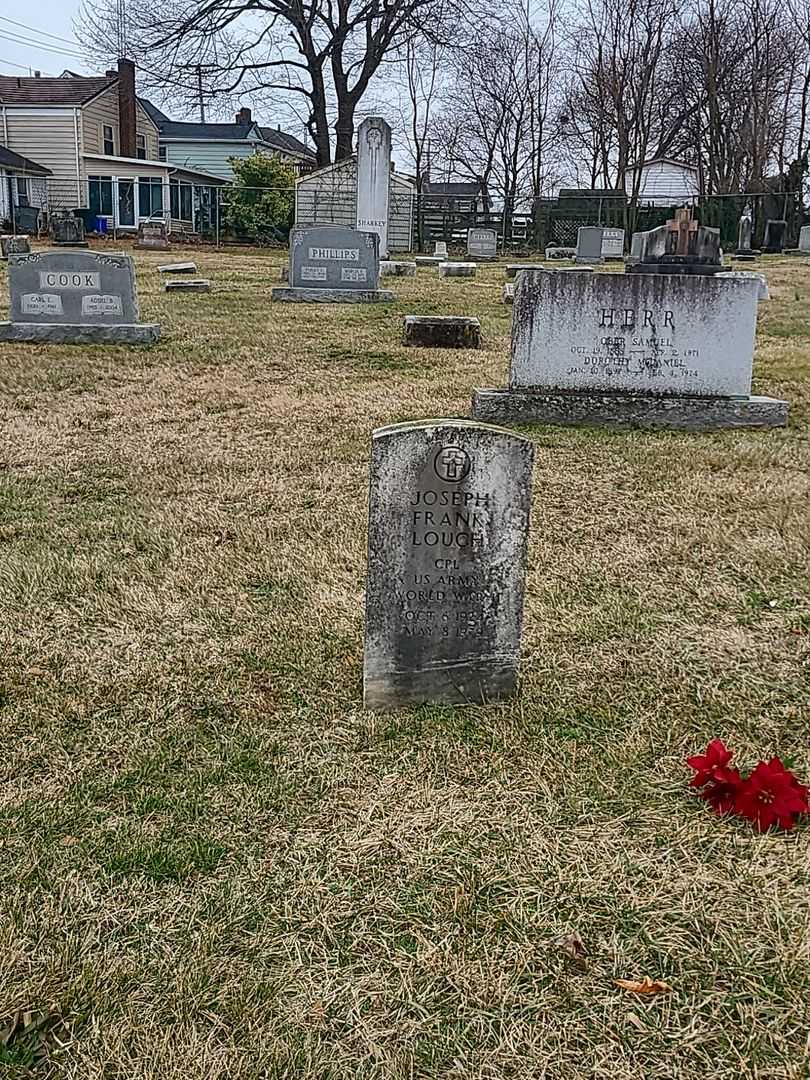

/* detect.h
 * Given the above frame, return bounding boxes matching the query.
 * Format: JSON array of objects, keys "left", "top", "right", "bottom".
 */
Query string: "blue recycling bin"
[{"left": 95, "top": 216, "right": 108, "bottom": 235}]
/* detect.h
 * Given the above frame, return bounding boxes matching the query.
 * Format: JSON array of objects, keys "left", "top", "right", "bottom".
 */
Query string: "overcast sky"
[{"left": 0, "top": 3, "right": 91, "bottom": 78}]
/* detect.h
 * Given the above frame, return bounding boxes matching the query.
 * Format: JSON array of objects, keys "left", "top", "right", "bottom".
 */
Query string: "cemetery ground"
[{"left": 0, "top": 247, "right": 808, "bottom": 1079}]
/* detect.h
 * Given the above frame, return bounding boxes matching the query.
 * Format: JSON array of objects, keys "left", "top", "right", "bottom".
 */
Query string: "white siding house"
[
  {"left": 296, "top": 157, "right": 414, "bottom": 251},
  {"left": 626, "top": 158, "right": 701, "bottom": 206}
]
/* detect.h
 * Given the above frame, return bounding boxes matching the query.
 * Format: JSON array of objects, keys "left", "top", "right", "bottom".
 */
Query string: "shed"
[
  {"left": 295, "top": 156, "right": 414, "bottom": 252},
  {"left": 0, "top": 144, "right": 50, "bottom": 230},
  {"left": 627, "top": 158, "right": 700, "bottom": 206}
]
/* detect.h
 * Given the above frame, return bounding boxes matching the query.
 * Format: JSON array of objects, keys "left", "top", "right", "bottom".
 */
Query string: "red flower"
[
  {"left": 734, "top": 758, "right": 810, "bottom": 832},
  {"left": 687, "top": 739, "right": 736, "bottom": 788},
  {"left": 701, "top": 768, "right": 745, "bottom": 815}
]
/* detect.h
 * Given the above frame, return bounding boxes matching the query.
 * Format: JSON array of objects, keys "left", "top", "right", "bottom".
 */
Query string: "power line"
[
  {"left": 0, "top": 16, "right": 82, "bottom": 48},
  {"left": 0, "top": 31, "right": 86, "bottom": 60},
  {"left": 0, "top": 56, "right": 54, "bottom": 74}
]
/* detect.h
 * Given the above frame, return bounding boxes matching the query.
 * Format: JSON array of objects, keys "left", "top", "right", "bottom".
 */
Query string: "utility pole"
[
  {"left": 116, "top": 0, "right": 128, "bottom": 56},
  {"left": 196, "top": 64, "right": 206, "bottom": 123}
]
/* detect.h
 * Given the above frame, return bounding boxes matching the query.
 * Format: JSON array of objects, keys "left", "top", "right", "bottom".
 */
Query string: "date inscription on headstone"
[{"left": 364, "top": 420, "right": 534, "bottom": 709}]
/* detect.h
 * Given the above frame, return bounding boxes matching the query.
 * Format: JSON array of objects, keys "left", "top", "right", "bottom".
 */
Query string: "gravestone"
[
  {"left": 50, "top": 214, "right": 88, "bottom": 248},
  {"left": 628, "top": 208, "right": 721, "bottom": 276},
  {"left": 0, "top": 249, "right": 159, "bottom": 344},
  {"left": 1, "top": 235, "right": 30, "bottom": 259},
  {"left": 762, "top": 219, "right": 787, "bottom": 253},
  {"left": 505, "top": 263, "right": 546, "bottom": 279},
  {"left": 272, "top": 224, "right": 394, "bottom": 303},
  {"left": 438, "top": 262, "right": 477, "bottom": 278},
  {"left": 735, "top": 213, "right": 757, "bottom": 256},
  {"left": 415, "top": 255, "right": 445, "bottom": 267},
  {"left": 434, "top": 241, "right": 448, "bottom": 258},
  {"left": 135, "top": 220, "right": 170, "bottom": 251},
  {"left": 380, "top": 260, "right": 416, "bottom": 277},
  {"left": 601, "top": 228, "right": 625, "bottom": 260},
  {"left": 403, "top": 316, "right": 481, "bottom": 349},
  {"left": 467, "top": 228, "right": 498, "bottom": 259},
  {"left": 576, "top": 226, "right": 604, "bottom": 264},
  {"left": 545, "top": 246, "right": 576, "bottom": 260},
  {"left": 503, "top": 283, "right": 515, "bottom": 305},
  {"left": 165, "top": 279, "right": 210, "bottom": 292},
  {"left": 799, "top": 225, "right": 810, "bottom": 253},
  {"left": 356, "top": 116, "right": 392, "bottom": 258},
  {"left": 472, "top": 270, "right": 787, "bottom": 430},
  {"left": 158, "top": 261, "right": 197, "bottom": 274},
  {"left": 363, "top": 419, "right": 534, "bottom": 709}
]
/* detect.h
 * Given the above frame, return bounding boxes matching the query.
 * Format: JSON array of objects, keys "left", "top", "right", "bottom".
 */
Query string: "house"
[
  {"left": 626, "top": 157, "right": 700, "bottom": 206},
  {"left": 0, "top": 144, "right": 50, "bottom": 232},
  {"left": 0, "top": 62, "right": 225, "bottom": 234},
  {"left": 295, "top": 155, "right": 414, "bottom": 252},
  {"left": 144, "top": 104, "right": 316, "bottom": 180}
]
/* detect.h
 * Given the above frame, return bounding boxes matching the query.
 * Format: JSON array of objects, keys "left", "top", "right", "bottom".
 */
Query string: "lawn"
[{"left": 0, "top": 246, "right": 808, "bottom": 1079}]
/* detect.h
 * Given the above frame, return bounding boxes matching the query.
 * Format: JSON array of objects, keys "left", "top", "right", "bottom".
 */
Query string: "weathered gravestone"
[
  {"left": 467, "top": 228, "right": 498, "bottom": 259},
  {"left": 135, "top": 220, "right": 170, "bottom": 251},
  {"left": 272, "top": 224, "right": 394, "bottom": 303},
  {"left": 503, "top": 283, "right": 515, "bottom": 305},
  {"left": 380, "top": 260, "right": 416, "bottom": 277},
  {"left": 158, "top": 261, "right": 197, "bottom": 274},
  {"left": 356, "top": 116, "right": 392, "bottom": 258},
  {"left": 434, "top": 241, "right": 448, "bottom": 259},
  {"left": 1, "top": 235, "right": 31, "bottom": 259},
  {"left": 734, "top": 212, "right": 758, "bottom": 257},
  {"left": 438, "top": 262, "right": 477, "bottom": 278},
  {"left": 601, "top": 228, "right": 625, "bottom": 260},
  {"left": 50, "top": 214, "right": 88, "bottom": 248},
  {"left": 576, "top": 226, "right": 604, "bottom": 264},
  {"left": 628, "top": 207, "right": 721, "bottom": 276},
  {"left": 363, "top": 419, "right": 534, "bottom": 709},
  {"left": 403, "top": 316, "right": 481, "bottom": 349},
  {"left": 762, "top": 219, "right": 787, "bottom": 253},
  {"left": 0, "top": 249, "right": 160, "bottom": 344},
  {"left": 799, "top": 225, "right": 810, "bottom": 253},
  {"left": 472, "top": 270, "right": 788, "bottom": 430}
]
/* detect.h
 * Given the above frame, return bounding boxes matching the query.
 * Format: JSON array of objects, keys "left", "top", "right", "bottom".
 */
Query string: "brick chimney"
[
  {"left": 236, "top": 107, "right": 252, "bottom": 125},
  {"left": 118, "top": 58, "right": 137, "bottom": 158}
]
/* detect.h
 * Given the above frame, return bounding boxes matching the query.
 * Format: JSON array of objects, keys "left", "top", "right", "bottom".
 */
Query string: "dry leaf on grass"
[
  {"left": 613, "top": 976, "right": 671, "bottom": 994},
  {"left": 555, "top": 932, "right": 588, "bottom": 970}
]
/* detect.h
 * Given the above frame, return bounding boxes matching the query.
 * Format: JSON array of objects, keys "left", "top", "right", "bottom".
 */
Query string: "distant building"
[
  {"left": 626, "top": 158, "right": 700, "bottom": 206},
  {"left": 295, "top": 156, "right": 414, "bottom": 252},
  {"left": 0, "top": 144, "right": 50, "bottom": 231},
  {"left": 0, "top": 63, "right": 224, "bottom": 234},
  {"left": 420, "top": 180, "right": 490, "bottom": 214},
  {"left": 143, "top": 104, "right": 316, "bottom": 180}
]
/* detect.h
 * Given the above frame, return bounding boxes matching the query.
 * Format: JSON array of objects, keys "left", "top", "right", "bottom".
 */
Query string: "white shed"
[
  {"left": 626, "top": 158, "right": 700, "bottom": 206},
  {"left": 295, "top": 156, "right": 414, "bottom": 252}
]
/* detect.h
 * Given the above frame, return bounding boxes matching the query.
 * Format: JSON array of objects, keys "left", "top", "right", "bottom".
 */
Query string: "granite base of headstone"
[
  {"left": 363, "top": 419, "right": 534, "bottom": 709},
  {"left": 135, "top": 221, "right": 171, "bottom": 251},
  {"left": 762, "top": 219, "right": 787, "bottom": 254},
  {"left": 576, "top": 226, "right": 604, "bottom": 265},
  {"left": 404, "top": 316, "right": 481, "bottom": 349},
  {"left": 438, "top": 262, "right": 477, "bottom": 278},
  {"left": 381, "top": 260, "right": 417, "bottom": 277},
  {"left": 165, "top": 279, "right": 210, "bottom": 292},
  {"left": 0, "top": 249, "right": 160, "bottom": 344},
  {"left": 158, "top": 261, "right": 197, "bottom": 274},
  {"left": 467, "top": 228, "right": 498, "bottom": 260},
  {"left": 272, "top": 224, "right": 394, "bottom": 303},
  {"left": 472, "top": 270, "right": 787, "bottom": 431},
  {"left": 1, "top": 235, "right": 31, "bottom": 259},
  {"left": 50, "top": 214, "right": 88, "bottom": 248}
]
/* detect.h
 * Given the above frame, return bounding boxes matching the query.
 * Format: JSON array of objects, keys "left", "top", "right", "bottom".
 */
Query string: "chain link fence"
[{"left": 2, "top": 175, "right": 804, "bottom": 254}]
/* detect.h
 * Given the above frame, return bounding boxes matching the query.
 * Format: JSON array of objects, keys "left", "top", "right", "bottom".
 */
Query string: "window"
[
  {"left": 169, "top": 179, "right": 194, "bottom": 222},
  {"left": 158, "top": 146, "right": 167, "bottom": 162},
  {"left": 88, "top": 175, "right": 113, "bottom": 216},
  {"left": 103, "top": 124, "right": 115, "bottom": 156},
  {"left": 14, "top": 177, "right": 30, "bottom": 207},
  {"left": 138, "top": 176, "right": 164, "bottom": 218},
  {"left": 136, "top": 133, "right": 147, "bottom": 160}
]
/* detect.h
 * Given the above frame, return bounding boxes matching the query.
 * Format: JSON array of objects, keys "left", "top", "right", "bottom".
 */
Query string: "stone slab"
[
  {"left": 380, "top": 260, "right": 417, "bottom": 277},
  {"left": 158, "top": 262, "right": 198, "bottom": 274},
  {"left": 472, "top": 389, "right": 788, "bottom": 431},
  {"left": 1, "top": 236, "right": 31, "bottom": 259},
  {"left": 165, "top": 279, "right": 211, "bottom": 292},
  {"left": 511, "top": 270, "right": 761, "bottom": 398},
  {"left": 404, "top": 316, "right": 481, "bottom": 348},
  {"left": 505, "top": 264, "right": 546, "bottom": 279},
  {"left": 438, "top": 262, "right": 477, "bottom": 278},
  {"left": 8, "top": 250, "right": 141, "bottom": 325},
  {"left": 415, "top": 256, "right": 445, "bottom": 266},
  {"left": 271, "top": 286, "right": 394, "bottom": 303},
  {"left": 363, "top": 419, "right": 534, "bottom": 709},
  {"left": 290, "top": 224, "right": 381, "bottom": 290},
  {"left": 545, "top": 246, "right": 576, "bottom": 260},
  {"left": 0, "top": 321, "right": 160, "bottom": 344}
]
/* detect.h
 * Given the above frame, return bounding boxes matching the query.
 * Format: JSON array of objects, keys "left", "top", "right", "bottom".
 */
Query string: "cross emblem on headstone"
[{"left": 435, "top": 447, "right": 470, "bottom": 482}]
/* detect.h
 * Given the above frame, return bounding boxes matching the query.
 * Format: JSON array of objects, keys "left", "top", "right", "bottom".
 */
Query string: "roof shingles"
[{"left": 0, "top": 75, "right": 116, "bottom": 106}]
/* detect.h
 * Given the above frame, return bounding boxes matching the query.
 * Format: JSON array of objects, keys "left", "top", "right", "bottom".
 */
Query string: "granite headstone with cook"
[
  {"left": 272, "top": 224, "right": 394, "bottom": 303},
  {"left": 0, "top": 250, "right": 159, "bottom": 344}
]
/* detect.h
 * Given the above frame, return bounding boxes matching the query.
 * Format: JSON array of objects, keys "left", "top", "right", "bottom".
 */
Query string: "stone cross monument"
[{"left": 356, "top": 117, "right": 392, "bottom": 258}]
